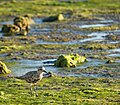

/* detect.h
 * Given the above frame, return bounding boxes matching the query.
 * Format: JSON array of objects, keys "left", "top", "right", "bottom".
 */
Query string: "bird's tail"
[{"left": 14, "top": 76, "right": 24, "bottom": 80}]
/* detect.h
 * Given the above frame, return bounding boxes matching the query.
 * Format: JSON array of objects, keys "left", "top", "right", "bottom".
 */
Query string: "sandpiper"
[{"left": 16, "top": 66, "right": 47, "bottom": 96}]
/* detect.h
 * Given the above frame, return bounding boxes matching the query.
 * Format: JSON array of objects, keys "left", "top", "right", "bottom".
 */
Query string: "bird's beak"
[{"left": 43, "top": 70, "right": 47, "bottom": 73}]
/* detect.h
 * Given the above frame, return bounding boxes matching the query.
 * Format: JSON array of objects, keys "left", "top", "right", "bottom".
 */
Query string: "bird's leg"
[
  {"left": 30, "top": 83, "right": 34, "bottom": 96},
  {"left": 33, "top": 83, "right": 38, "bottom": 97}
]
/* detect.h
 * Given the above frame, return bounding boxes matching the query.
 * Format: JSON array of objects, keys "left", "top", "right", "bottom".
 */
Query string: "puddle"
[
  {"left": 0, "top": 18, "right": 119, "bottom": 78},
  {"left": 106, "top": 29, "right": 120, "bottom": 33},
  {"left": 78, "top": 24, "right": 110, "bottom": 28},
  {"left": 73, "top": 20, "right": 113, "bottom": 29},
  {"left": 109, "top": 41, "right": 120, "bottom": 44},
  {"left": 0, "top": 21, "right": 13, "bottom": 25},
  {"left": 36, "top": 32, "right": 108, "bottom": 44},
  {"left": 106, "top": 48, "right": 120, "bottom": 60},
  {"left": 33, "top": 18, "right": 43, "bottom": 24},
  {"left": 107, "top": 53, "right": 120, "bottom": 57},
  {"left": 109, "top": 48, "right": 120, "bottom": 53},
  {"left": 87, "top": 32, "right": 108, "bottom": 41},
  {"left": 0, "top": 33, "right": 2, "bottom": 37},
  {"left": 7, "top": 58, "right": 104, "bottom": 77},
  {"left": 98, "top": 20, "right": 114, "bottom": 23},
  {"left": 29, "top": 28, "right": 52, "bottom": 34}
]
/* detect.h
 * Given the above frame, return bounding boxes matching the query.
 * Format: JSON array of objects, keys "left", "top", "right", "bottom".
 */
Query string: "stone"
[
  {"left": 54, "top": 53, "right": 87, "bottom": 68},
  {"left": 13, "top": 15, "right": 34, "bottom": 35},
  {"left": 58, "top": 14, "right": 64, "bottom": 21},
  {"left": 1, "top": 24, "right": 20, "bottom": 36},
  {"left": 1, "top": 15, "right": 34, "bottom": 36},
  {"left": 43, "top": 14, "right": 64, "bottom": 22},
  {"left": 0, "top": 61, "right": 11, "bottom": 74},
  {"left": 106, "top": 60, "right": 114, "bottom": 64}
]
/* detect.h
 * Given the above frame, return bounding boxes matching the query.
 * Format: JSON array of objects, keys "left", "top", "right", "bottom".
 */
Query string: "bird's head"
[{"left": 37, "top": 66, "right": 47, "bottom": 74}]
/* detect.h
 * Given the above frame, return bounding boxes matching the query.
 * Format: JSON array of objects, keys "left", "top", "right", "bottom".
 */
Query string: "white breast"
[{"left": 39, "top": 72, "right": 44, "bottom": 80}]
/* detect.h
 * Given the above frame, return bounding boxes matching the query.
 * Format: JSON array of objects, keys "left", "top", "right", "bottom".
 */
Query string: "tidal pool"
[
  {"left": 0, "top": 21, "right": 13, "bottom": 25},
  {"left": 7, "top": 58, "right": 105, "bottom": 77},
  {"left": 0, "top": 18, "right": 119, "bottom": 79},
  {"left": 36, "top": 32, "right": 108, "bottom": 44},
  {"left": 78, "top": 24, "right": 110, "bottom": 28},
  {"left": 109, "top": 48, "right": 120, "bottom": 53}
]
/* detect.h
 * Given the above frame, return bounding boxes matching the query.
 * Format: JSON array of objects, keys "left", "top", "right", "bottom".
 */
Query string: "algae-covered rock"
[
  {"left": 0, "top": 61, "right": 11, "bottom": 74},
  {"left": 58, "top": 14, "right": 64, "bottom": 21},
  {"left": 54, "top": 54, "right": 87, "bottom": 68},
  {"left": 13, "top": 16, "right": 31, "bottom": 35},
  {"left": 13, "top": 15, "right": 34, "bottom": 35},
  {"left": 1, "top": 24, "right": 20, "bottom": 36},
  {"left": 2, "top": 15, "right": 34, "bottom": 36},
  {"left": 43, "top": 14, "right": 64, "bottom": 22},
  {"left": 0, "top": 46, "right": 10, "bottom": 52}
]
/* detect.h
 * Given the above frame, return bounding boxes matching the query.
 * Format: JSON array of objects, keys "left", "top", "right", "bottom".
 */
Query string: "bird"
[{"left": 16, "top": 66, "right": 47, "bottom": 96}]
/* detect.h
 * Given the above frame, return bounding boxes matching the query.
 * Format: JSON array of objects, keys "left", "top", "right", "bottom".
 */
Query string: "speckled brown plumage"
[
  {"left": 16, "top": 66, "right": 47, "bottom": 96},
  {"left": 17, "top": 67, "right": 46, "bottom": 83}
]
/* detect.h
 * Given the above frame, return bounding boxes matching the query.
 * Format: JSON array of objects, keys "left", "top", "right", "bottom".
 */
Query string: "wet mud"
[{"left": 0, "top": 14, "right": 120, "bottom": 78}]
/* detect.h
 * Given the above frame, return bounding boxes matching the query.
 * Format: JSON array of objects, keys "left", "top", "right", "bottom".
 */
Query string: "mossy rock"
[
  {"left": 13, "top": 15, "right": 33, "bottom": 35},
  {"left": 43, "top": 14, "right": 64, "bottom": 22},
  {"left": 0, "top": 61, "right": 11, "bottom": 74},
  {"left": 58, "top": 14, "right": 64, "bottom": 21},
  {"left": 0, "top": 46, "right": 10, "bottom": 52},
  {"left": 1, "top": 24, "right": 20, "bottom": 35},
  {"left": 0, "top": 45, "right": 24, "bottom": 53},
  {"left": 54, "top": 53, "right": 87, "bottom": 68}
]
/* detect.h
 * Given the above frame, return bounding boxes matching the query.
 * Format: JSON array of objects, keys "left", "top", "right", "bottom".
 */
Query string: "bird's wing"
[{"left": 17, "top": 71, "right": 36, "bottom": 79}]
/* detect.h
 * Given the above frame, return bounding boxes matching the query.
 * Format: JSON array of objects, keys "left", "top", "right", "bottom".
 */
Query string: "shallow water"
[
  {"left": 0, "top": 33, "right": 2, "bottom": 37},
  {"left": 8, "top": 58, "right": 105, "bottom": 77},
  {"left": 0, "top": 21, "right": 13, "bottom": 25},
  {"left": 34, "top": 18, "right": 43, "bottom": 24},
  {"left": 107, "top": 53, "right": 120, "bottom": 57},
  {"left": 0, "top": 18, "right": 120, "bottom": 78},
  {"left": 78, "top": 24, "right": 110, "bottom": 28},
  {"left": 36, "top": 32, "right": 108, "bottom": 44},
  {"left": 109, "top": 48, "right": 120, "bottom": 53}
]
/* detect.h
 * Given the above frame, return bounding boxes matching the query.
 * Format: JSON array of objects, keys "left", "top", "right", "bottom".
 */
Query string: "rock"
[
  {"left": 0, "top": 46, "right": 9, "bottom": 51},
  {"left": 0, "top": 91, "right": 5, "bottom": 96},
  {"left": 43, "top": 14, "right": 64, "bottom": 22},
  {"left": 0, "top": 61, "right": 11, "bottom": 74},
  {"left": 13, "top": 16, "right": 30, "bottom": 35},
  {"left": 2, "top": 15, "right": 34, "bottom": 36},
  {"left": 13, "top": 15, "right": 34, "bottom": 35},
  {"left": 1, "top": 24, "right": 20, "bottom": 36},
  {"left": 106, "top": 60, "right": 114, "bottom": 64},
  {"left": 58, "top": 14, "right": 64, "bottom": 21},
  {"left": 54, "top": 53, "right": 87, "bottom": 68}
]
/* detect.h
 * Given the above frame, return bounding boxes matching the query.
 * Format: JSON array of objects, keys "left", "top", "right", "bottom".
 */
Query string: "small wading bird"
[{"left": 16, "top": 66, "right": 47, "bottom": 96}]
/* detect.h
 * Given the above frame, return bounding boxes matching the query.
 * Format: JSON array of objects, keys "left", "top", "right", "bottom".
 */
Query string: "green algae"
[
  {"left": 54, "top": 53, "right": 87, "bottom": 68},
  {"left": 80, "top": 24, "right": 120, "bottom": 31},
  {"left": 0, "top": 76, "right": 119, "bottom": 104},
  {"left": 0, "top": 61, "right": 11, "bottom": 74},
  {"left": 0, "top": 45, "right": 26, "bottom": 53},
  {"left": 80, "top": 43, "right": 120, "bottom": 50},
  {"left": 0, "top": 1, "right": 119, "bottom": 104},
  {"left": 0, "top": 0, "right": 120, "bottom": 19}
]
